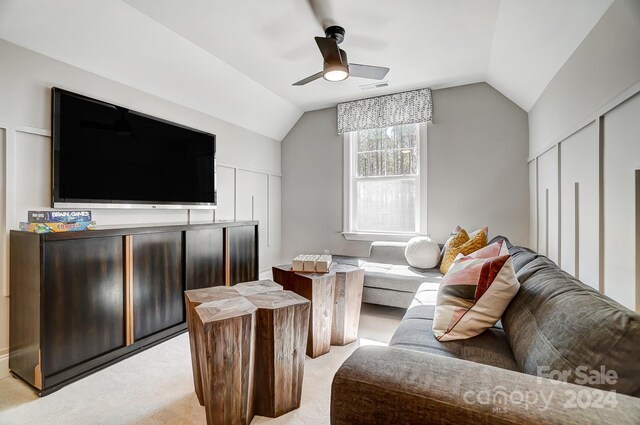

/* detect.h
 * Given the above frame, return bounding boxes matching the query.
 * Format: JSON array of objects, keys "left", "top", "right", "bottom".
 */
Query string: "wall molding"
[
  {"left": 217, "top": 161, "right": 281, "bottom": 178},
  {"left": 528, "top": 81, "right": 640, "bottom": 162}
]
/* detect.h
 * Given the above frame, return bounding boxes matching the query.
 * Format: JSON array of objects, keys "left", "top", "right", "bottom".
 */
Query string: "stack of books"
[
  {"left": 291, "top": 254, "right": 332, "bottom": 273},
  {"left": 20, "top": 210, "right": 96, "bottom": 233}
]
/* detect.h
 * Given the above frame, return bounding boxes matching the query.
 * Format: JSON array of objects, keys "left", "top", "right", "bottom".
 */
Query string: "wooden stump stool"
[
  {"left": 234, "top": 279, "right": 283, "bottom": 296},
  {"left": 246, "top": 291, "right": 310, "bottom": 417},
  {"left": 196, "top": 297, "right": 257, "bottom": 425},
  {"left": 330, "top": 264, "right": 365, "bottom": 345},
  {"left": 272, "top": 265, "right": 336, "bottom": 358},
  {"left": 184, "top": 286, "right": 241, "bottom": 406}
]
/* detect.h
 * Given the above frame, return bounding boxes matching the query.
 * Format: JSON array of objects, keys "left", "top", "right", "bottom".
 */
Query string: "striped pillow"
[{"left": 433, "top": 243, "right": 520, "bottom": 342}]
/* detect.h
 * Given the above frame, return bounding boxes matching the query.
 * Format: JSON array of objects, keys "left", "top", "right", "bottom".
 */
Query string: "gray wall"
[
  {"left": 281, "top": 82, "right": 529, "bottom": 260},
  {"left": 529, "top": 0, "right": 640, "bottom": 158},
  {"left": 0, "top": 39, "right": 284, "bottom": 377},
  {"left": 527, "top": 0, "right": 640, "bottom": 311}
]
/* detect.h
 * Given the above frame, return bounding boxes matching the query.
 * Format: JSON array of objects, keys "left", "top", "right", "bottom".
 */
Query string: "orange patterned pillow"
[
  {"left": 439, "top": 228, "right": 488, "bottom": 274},
  {"left": 439, "top": 229, "right": 469, "bottom": 274}
]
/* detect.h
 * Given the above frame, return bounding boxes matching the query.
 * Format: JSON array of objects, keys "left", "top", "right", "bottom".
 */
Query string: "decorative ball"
[{"left": 405, "top": 236, "right": 441, "bottom": 269}]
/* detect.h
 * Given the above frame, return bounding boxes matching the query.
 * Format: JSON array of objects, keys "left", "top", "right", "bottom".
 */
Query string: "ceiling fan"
[{"left": 293, "top": 0, "right": 390, "bottom": 86}]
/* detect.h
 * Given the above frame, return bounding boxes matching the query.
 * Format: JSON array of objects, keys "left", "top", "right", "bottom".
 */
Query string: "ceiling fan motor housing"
[{"left": 325, "top": 25, "right": 345, "bottom": 44}]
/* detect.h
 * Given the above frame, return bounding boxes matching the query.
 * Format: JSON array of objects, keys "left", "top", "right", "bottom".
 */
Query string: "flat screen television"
[{"left": 52, "top": 87, "right": 216, "bottom": 209}]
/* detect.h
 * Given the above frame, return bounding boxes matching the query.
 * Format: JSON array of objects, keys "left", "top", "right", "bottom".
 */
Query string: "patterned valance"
[{"left": 337, "top": 88, "right": 432, "bottom": 134}]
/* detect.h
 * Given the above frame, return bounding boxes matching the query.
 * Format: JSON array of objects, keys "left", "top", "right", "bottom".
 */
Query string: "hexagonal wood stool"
[
  {"left": 272, "top": 264, "right": 336, "bottom": 358},
  {"left": 330, "top": 264, "right": 365, "bottom": 346},
  {"left": 246, "top": 290, "right": 310, "bottom": 417},
  {"left": 195, "top": 297, "right": 257, "bottom": 425},
  {"left": 184, "top": 286, "right": 241, "bottom": 406},
  {"left": 234, "top": 279, "right": 282, "bottom": 296}
]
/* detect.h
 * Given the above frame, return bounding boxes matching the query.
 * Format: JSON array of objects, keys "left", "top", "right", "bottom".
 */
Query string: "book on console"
[
  {"left": 28, "top": 210, "right": 92, "bottom": 223},
  {"left": 20, "top": 221, "right": 96, "bottom": 234}
]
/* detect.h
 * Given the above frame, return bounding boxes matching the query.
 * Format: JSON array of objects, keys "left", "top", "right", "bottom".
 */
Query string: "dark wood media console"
[{"left": 9, "top": 221, "right": 258, "bottom": 396}]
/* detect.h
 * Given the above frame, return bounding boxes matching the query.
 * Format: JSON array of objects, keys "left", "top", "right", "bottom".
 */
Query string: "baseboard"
[{"left": 0, "top": 353, "right": 9, "bottom": 379}]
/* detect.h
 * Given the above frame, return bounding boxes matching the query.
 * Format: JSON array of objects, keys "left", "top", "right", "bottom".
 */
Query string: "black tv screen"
[{"left": 52, "top": 88, "right": 216, "bottom": 208}]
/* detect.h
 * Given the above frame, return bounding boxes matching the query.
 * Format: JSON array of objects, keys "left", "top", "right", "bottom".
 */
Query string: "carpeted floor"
[{"left": 0, "top": 303, "right": 404, "bottom": 425}]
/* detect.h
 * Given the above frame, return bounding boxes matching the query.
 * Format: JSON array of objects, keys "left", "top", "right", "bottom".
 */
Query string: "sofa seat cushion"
[
  {"left": 503, "top": 256, "right": 640, "bottom": 397},
  {"left": 389, "top": 282, "right": 518, "bottom": 372},
  {"left": 390, "top": 315, "right": 518, "bottom": 372},
  {"left": 361, "top": 261, "right": 442, "bottom": 293}
]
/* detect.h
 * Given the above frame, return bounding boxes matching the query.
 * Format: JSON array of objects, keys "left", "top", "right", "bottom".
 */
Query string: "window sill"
[{"left": 341, "top": 232, "right": 417, "bottom": 242}]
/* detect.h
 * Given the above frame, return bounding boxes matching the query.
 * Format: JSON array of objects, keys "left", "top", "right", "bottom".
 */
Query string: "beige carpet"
[{"left": 0, "top": 303, "right": 404, "bottom": 425}]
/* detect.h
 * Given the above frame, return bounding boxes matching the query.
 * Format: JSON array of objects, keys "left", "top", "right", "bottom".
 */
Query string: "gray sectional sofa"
[
  {"left": 331, "top": 238, "right": 640, "bottom": 424},
  {"left": 334, "top": 241, "right": 442, "bottom": 308}
]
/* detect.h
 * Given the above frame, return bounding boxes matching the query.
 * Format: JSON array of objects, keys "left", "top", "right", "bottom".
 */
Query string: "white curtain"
[{"left": 337, "top": 88, "right": 432, "bottom": 134}]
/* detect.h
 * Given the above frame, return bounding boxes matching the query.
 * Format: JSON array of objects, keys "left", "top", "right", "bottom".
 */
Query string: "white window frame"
[{"left": 342, "top": 123, "right": 426, "bottom": 242}]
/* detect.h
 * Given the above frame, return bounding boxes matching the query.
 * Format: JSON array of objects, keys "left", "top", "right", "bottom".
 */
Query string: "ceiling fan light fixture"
[{"left": 323, "top": 67, "right": 349, "bottom": 82}]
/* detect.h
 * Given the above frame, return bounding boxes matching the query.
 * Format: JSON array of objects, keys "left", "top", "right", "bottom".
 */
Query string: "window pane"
[
  {"left": 355, "top": 124, "right": 419, "bottom": 177},
  {"left": 355, "top": 179, "right": 416, "bottom": 233}
]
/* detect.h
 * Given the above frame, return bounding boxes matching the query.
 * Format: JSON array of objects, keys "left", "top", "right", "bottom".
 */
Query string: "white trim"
[
  {"left": 528, "top": 82, "right": 640, "bottom": 162},
  {"left": 342, "top": 232, "right": 417, "bottom": 242},
  {"left": 0, "top": 353, "right": 8, "bottom": 379},
  {"left": 216, "top": 161, "right": 281, "bottom": 177}
]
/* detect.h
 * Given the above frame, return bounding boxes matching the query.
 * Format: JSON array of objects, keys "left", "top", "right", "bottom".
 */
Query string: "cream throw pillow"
[{"left": 405, "top": 236, "right": 440, "bottom": 269}]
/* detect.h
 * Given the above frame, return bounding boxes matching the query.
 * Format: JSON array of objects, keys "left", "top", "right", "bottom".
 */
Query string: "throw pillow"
[
  {"left": 454, "top": 240, "right": 509, "bottom": 262},
  {"left": 405, "top": 236, "right": 440, "bottom": 269},
  {"left": 440, "top": 226, "right": 488, "bottom": 258},
  {"left": 433, "top": 253, "right": 520, "bottom": 341},
  {"left": 439, "top": 229, "right": 469, "bottom": 273},
  {"left": 439, "top": 228, "right": 487, "bottom": 274}
]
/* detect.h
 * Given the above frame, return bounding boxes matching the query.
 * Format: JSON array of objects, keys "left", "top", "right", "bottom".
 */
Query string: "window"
[{"left": 343, "top": 123, "right": 423, "bottom": 239}]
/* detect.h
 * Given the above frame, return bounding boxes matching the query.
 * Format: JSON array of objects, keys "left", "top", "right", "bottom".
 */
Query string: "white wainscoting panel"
[
  {"left": 236, "top": 169, "right": 268, "bottom": 271},
  {"left": 603, "top": 92, "right": 640, "bottom": 311},
  {"left": 216, "top": 165, "right": 236, "bottom": 221},
  {"left": 14, "top": 131, "right": 51, "bottom": 228},
  {"left": 537, "top": 146, "right": 559, "bottom": 263},
  {"left": 268, "top": 175, "right": 282, "bottom": 265},
  {"left": 559, "top": 122, "right": 599, "bottom": 289},
  {"left": 528, "top": 160, "right": 537, "bottom": 251}
]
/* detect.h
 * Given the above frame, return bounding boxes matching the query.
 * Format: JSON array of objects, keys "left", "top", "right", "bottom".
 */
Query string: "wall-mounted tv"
[{"left": 52, "top": 87, "right": 216, "bottom": 209}]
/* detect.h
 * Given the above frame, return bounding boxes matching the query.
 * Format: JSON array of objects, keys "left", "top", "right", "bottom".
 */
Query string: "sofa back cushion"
[
  {"left": 369, "top": 242, "right": 410, "bottom": 266},
  {"left": 503, "top": 256, "right": 640, "bottom": 396}
]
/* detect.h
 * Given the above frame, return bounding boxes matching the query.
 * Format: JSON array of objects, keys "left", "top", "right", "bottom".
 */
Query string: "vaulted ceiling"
[{"left": 0, "top": 0, "right": 613, "bottom": 140}]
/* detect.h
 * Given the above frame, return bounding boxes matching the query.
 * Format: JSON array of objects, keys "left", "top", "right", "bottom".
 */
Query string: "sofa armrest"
[{"left": 331, "top": 346, "right": 640, "bottom": 425}]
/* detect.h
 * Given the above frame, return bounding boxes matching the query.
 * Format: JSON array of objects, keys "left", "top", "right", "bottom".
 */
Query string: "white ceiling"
[{"left": 0, "top": 0, "right": 613, "bottom": 140}]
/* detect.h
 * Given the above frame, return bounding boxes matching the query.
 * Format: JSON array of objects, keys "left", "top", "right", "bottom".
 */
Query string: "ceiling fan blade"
[
  {"left": 293, "top": 71, "right": 324, "bottom": 86},
  {"left": 307, "top": 0, "right": 336, "bottom": 29},
  {"left": 348, "top": 63, "right": 390, "bottom": 80},
  {"left": 315, "top": 36, "right": 342, "bottom": 64}
]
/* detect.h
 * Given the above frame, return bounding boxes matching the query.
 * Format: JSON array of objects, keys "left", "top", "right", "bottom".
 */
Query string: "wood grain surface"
[
  {"left": 196, "top": 297, "right": 257, "bottom": 425},
  {"left": 42, "top": 237, "right": 125, "bottom": 377},
  {"left": 184, "top": 286, "right": 241, "bottom": 406},
  {"left": 271, "top": 265, "right": 335, "bottom": 358},
  {"left": 247, "top": 291, "right": 310, "bottom": 417},
  {"left": 132, "top": 232, "right": 184, "bottom": 341},
  {"left": 330, "top": 265, "right": 365, "bottom": 346},
  {"left": 185, "top": 228, "right": 225, "bottom": 290}
]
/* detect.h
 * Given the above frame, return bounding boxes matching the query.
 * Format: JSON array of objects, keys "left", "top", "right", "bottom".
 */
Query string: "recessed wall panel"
[
  {"left": 537, "top": 147, "right": 559, "bottom": 263},
  {"left": 604, "top": 93, "right": 640, "bottom": 311},
  {"left": 559, "top": 122, "right": 599, "bottom": 289}
]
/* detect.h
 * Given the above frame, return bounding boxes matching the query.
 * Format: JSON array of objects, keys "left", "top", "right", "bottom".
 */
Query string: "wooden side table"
[
  {"left": 272, "top": 264, "right": 336, "bottom": 358},
  {"left": 331, "top": 264, "right": 365, "bottom": 346},
  {"left": 196, "top": 297, "right": 257, "bottom": 425},
  {"left": 234, "top": 279, "right": 283, "bottom": 296},
  {"left": 184, "top": 286, "right": 241, "bottom": 406},
  {"left": 247, "top": 290, "right": 310, "bottom": 417}
]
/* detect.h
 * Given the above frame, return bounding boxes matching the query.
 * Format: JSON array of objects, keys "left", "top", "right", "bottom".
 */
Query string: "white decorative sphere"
[{"left": 405, "top": 236, "right": 440, "bottom": 269}]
